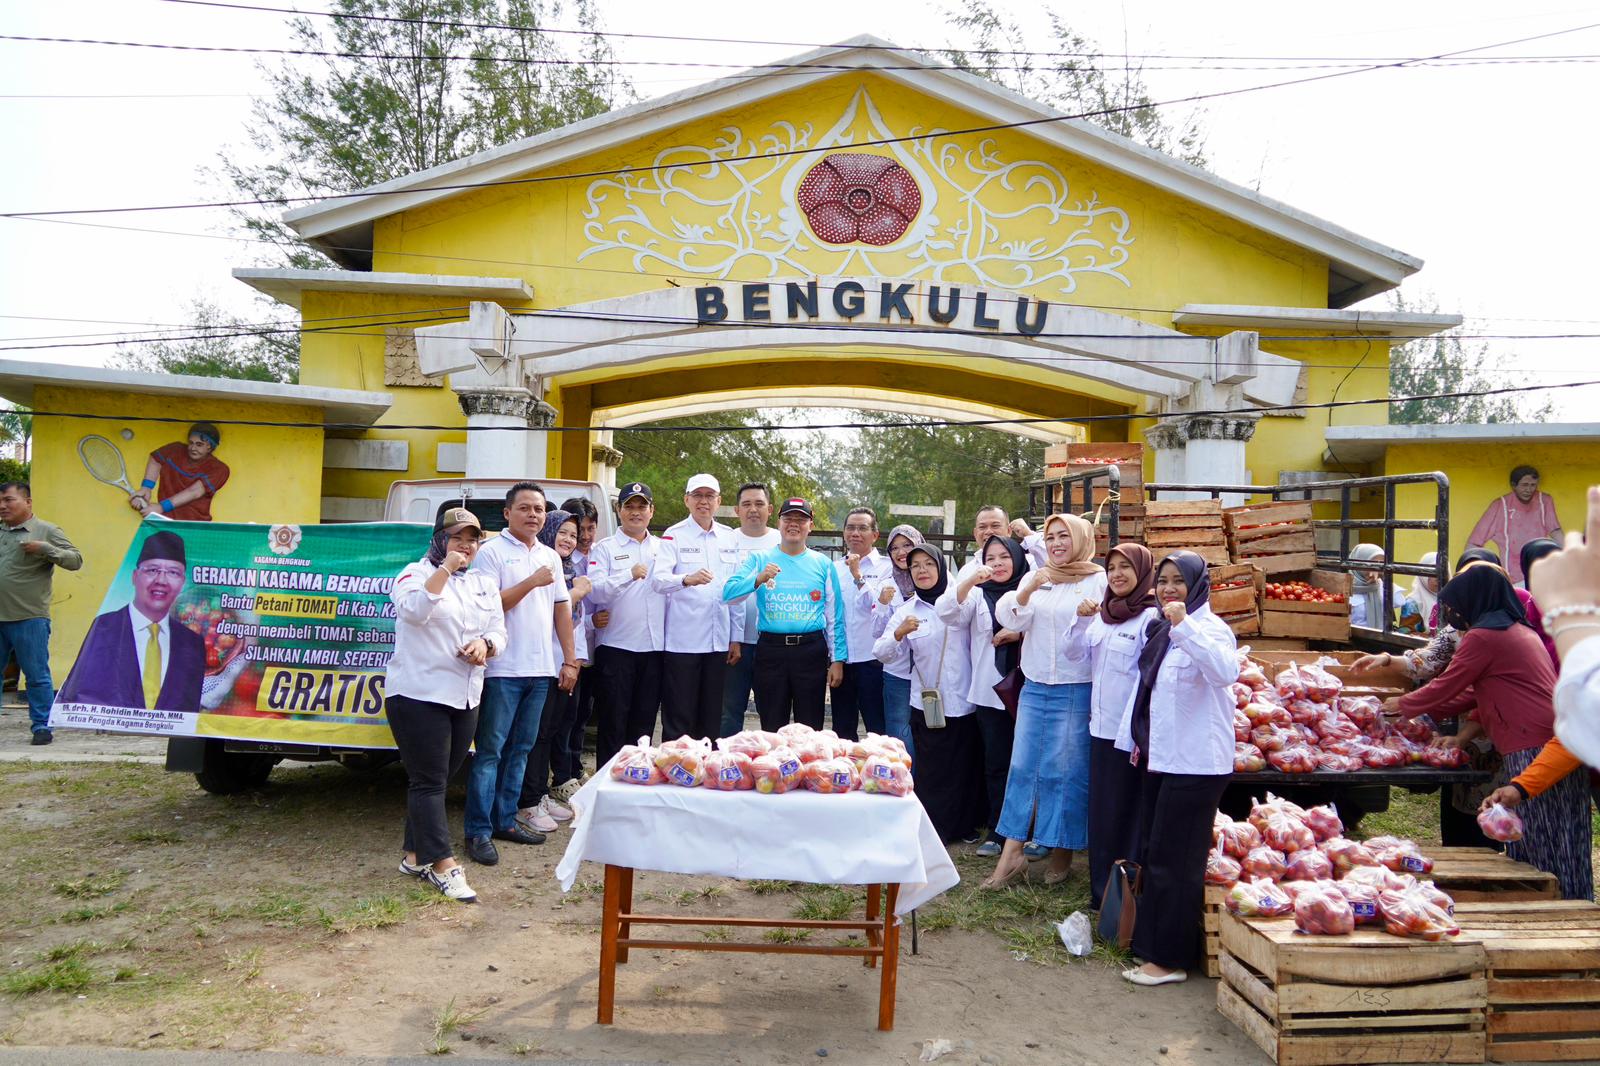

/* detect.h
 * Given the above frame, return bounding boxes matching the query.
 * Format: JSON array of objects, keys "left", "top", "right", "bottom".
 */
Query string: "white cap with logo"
[{"left": 685, "top": 473, "right": 721, "bottom": 495}]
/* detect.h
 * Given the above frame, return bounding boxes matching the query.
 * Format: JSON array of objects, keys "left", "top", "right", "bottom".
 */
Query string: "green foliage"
[
  {"left": 807, "top": 413, "right": 1045, "bottom": 537},
  {"left": 1387, "top": 294, "right": 1554, "bottom": 425},
  {"left": 114, "top": 298, "right": 299, "bottom": 384},
  {"left": 0, "top": 404, "right": 30, "bottom": 446},
  {"left": 940, "top": 3, "right": 1207, "bottom": 166},
  {"left": 0, "top": 458, "right": 28, "bottom": 487},
  {"left": 213, "top": 0, "right": 632, "bottom": 266},
  {"left": 614, "top": 411, "right": 826, "bottom": 527}
]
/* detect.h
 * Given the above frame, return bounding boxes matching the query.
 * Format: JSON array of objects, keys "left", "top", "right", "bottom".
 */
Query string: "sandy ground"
[{"left": 0, "top": 697, "right": 1265, "bottom": 1065}]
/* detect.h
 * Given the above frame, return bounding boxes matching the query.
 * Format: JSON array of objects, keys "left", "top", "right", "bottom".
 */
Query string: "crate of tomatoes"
[{"left": 1261, "top": 571, "right": 1352, "bottom": 640}]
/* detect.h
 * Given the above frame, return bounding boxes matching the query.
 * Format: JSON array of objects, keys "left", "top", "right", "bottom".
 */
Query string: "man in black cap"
[
  {"left": 722, "top": 497, "right": 847, "bottom": 730},
  {"left": 585, "top": 482, "right": 666, "bottom": 766},
  {"left": 58, "top": 530, "right": 205, "bottom": 713}
]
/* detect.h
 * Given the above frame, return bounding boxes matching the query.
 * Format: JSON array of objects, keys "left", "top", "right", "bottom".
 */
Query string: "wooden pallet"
[
  {"left": 1203, "top": 884, "right": 1226, "bottom": 978},
  {"left": 1217, "top": 911, "right": 1488, "bottom": 1065},
  {"left": 1455, "top": 899, "right": 1600, "bottom": 1063},
  {"left": 1429, "top": 849, "right": 1560, "bottom": 904}
]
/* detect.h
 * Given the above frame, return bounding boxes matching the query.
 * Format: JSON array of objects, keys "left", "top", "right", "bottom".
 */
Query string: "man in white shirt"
[
  {"left": 720, "top": 483, "right": 780, "bottom": 736},
  {"left": 655, "top": 474, "right": 742, "bottom": 741},
  {"left": 464, "top": 483, "right": 577, "bottom": 866},
  {"left": 831, "top": 507, "right": 895, "bottom": 740},
  {"left": 586, "top": 481, "right": 666, "bottom": 768}
]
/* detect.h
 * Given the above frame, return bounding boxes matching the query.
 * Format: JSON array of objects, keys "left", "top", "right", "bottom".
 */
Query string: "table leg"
[
  {"left": 864, "top": 883, "right": 881, "bottom": 969},
  {"left": 598, "top": 864, "right": 621, "bottom": 1025},
  {"left": 617, "top": 866, "right": 635, "bottom": 964},
  {"left": 877, "top": 884, "right": 900, "bottom": 1032}
]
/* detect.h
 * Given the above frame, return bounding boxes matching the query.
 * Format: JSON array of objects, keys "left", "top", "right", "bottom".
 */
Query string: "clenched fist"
[
  {"left": 1161, "top": 601, "right": 1186, "bottom": 626},
  {"left": 1077, "top": 598, "right": 1100, "bottom": 618}
]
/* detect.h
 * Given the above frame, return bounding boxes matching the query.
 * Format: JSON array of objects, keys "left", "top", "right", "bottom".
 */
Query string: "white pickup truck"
[{"left": 167, "top": 478, "right": 616, "bottom": 793}]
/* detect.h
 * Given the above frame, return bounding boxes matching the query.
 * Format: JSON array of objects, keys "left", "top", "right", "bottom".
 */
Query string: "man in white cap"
[
  {"left": 586, "top": 481, "right": 666, "bottom": 769},
  {"left": 654, "top": 474, "right": 742, "bottom": 740}
]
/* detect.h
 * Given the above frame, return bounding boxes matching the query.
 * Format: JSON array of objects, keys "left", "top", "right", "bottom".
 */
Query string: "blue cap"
[{"left": 619, "top": 482, "right": 652, "bottom": 504}]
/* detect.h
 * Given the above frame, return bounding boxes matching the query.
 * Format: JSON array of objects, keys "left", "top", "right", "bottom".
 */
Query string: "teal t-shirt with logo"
[{"left": 723, "top": 546, "right": 847, "bottom": 661}]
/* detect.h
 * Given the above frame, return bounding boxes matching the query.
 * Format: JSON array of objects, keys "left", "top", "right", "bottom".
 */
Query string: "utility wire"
[
  {"left": 7, "top": 18, "right": 1595, "bottom": 219},
  {"left": 17, "top": 377, "right": 1600, "bottom": 434}
]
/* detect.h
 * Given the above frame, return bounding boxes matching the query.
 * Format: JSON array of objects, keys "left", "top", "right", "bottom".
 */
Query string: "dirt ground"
[{"left": 0, "top": 701, "right": 1276, "bottom": 1066}]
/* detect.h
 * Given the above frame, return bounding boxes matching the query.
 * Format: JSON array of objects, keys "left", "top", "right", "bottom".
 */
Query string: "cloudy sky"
[{"left": 2, "top": 0, "right": 1597, "bottom": 415}]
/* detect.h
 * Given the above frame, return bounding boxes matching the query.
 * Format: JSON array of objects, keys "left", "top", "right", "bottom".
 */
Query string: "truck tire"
[{"left": 193, "top": 740, "right": 277, "bottom": 795}]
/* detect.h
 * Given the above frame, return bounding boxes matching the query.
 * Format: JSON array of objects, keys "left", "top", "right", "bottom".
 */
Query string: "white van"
[{"left": 383, "top": 478, "right": 617, "bottom": 537}]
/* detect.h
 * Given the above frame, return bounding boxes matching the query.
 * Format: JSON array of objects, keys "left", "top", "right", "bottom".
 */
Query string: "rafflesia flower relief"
[{"left": 797, "top": 153, "right": 922, "bottom": 246}]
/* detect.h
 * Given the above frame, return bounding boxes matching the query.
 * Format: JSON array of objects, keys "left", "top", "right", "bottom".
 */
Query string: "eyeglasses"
[{"left": 136, "top": 565, "right": 184, "bottom": 580}]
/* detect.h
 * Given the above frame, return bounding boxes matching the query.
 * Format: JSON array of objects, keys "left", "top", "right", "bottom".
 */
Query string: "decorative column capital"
[
  {"left": 1143, "top": 412, "right": 1260, "bottom": 449},
  {"left": 456, "top": 387, "right": 559, "bottom": 429},
  {"left": 591, "top": 443, "right": 625, "bottom": 467}
]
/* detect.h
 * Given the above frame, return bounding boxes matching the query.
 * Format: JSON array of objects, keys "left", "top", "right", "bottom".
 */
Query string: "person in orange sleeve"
[{"left": 129, "top": 422, "right": 231, "bottom": 521}]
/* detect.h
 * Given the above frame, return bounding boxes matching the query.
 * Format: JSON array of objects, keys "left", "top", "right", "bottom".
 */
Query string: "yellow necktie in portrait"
[{"left": 143, "top": 622, "right": 162, "bottom": 709}]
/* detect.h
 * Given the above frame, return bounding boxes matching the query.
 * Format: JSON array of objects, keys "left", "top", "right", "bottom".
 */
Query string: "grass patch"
[
  {"left": 668, "top": 885, "right": 726, "bottom": 907},
  {"left": 39, "top": 938, "right": 107, "bottom": 962},
  {"left": 1355, "top": 786, "right": 1442, "bottom": 845},
  {"left": 792, "top": 886, "right": 856, "bottom": 922},
  {"left": 700, "top": 927, "right": 731, "bottom": 942},
  {"left": 744, "top": 879, "right": 798, "bottom": 895},
  {"left": 319, "top": 895, "right": 410, "bottom": 934},
  {"left": 129, "top": 829, "right": 181, "bottom": 845},
  {"left": 52, "top": 871, "right": 126, "bottom": 900},
  {"left": 762, "top": 928, "right": 812, "bottom": 945},
  {"left": 914, "top": 852, "right": 1092, "bottom": 966},
  {"left": 54, "top": 900, "right": 133, "bottom": 924},
  {"left": 248, "top": 891, "right": 312, "bottom": 925},
  {"left": 427, "top": 997, "right": 486, "bottom": 1055},
  {"left": 2, "top": 956, "right": 96, "bottom": 995},
  {"left": 225, "top": 947, "right": 263, "bottom": 983}
]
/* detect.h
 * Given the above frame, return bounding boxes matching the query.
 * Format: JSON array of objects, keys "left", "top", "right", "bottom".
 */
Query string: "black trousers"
[
  {"left": 830, "top": 659, "right": 885, "bottom": 742},
  {"left": 753, "top": 631, "right": 828, "bottom": 731},
  {"left": 912, "top": 711, "right": 985, "bottom": 843},
  {"left": 976, "top": 704, "right": 1015, "bottom": 840},
  {"left": 552, "top": 665, "right": 593, "bottom": 785},
  {"left": 519, "top": 681, "right": 570, "bottom": 810},
  {"left": 594, "top": 645, "right": 662, "bottom": 770},
  {"left": 660, "top": 650, "right": 728, "bottom": 741},
  {"left": 1088, "top": 736, "right": 1145, "bottom": 910},
  {"left": 1131, "top": 768, "right": 1231, "bottom": 971},
  {"left": 386, "top": 693, "right": 478, "bottom": 867}
]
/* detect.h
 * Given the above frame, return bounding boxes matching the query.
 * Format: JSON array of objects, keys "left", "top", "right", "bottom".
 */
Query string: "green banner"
[{"left": 51, "top": 518, "right": 430, "bottom": 749}]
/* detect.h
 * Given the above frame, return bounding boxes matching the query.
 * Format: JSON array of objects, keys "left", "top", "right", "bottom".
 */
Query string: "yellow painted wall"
[
  {"left": 1386, "top": 441, "right": 1595, "bottom": 568},
  {"left": 29, "top": 385, "right": 324, "bottom": 671}
]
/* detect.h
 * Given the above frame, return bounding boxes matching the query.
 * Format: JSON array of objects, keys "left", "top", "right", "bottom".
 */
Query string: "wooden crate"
[
  {"left": 1203, "top": 883, "right": 1227, "bottom": 978},
  {"left": 1454, "top": 899, "right": 1600, "bottom": 1062},
  {"left": 1225, "top": 500, "right": 1315, "bottom": 537},
  {"left": 1210, "top": 563, "right": 1265, "bottom": 617},
  {"left": 1261, "top": 572, "right": 1353, "bottom": 641},
  {"left": 1146, "top": 499, "right": 1223, "bottom": 520},
  {"left": 1217, "top": 911, "right": 1488, "bottom": 1066},
  {"left": 1044, "top": 443, "right": 1144, "bottom": 488},
  {"left": 1429, "top": 849, "right": 1560, "bottom": 904},
  {"left": 1148, "top": 527, "right": 1227, "bottom": 548},
  {"left": 1247, "top": 649, "right": 1412, "bottom": 696}
]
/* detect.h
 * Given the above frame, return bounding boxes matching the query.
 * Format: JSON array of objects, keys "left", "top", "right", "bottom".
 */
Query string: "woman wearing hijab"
[
  {"left": 1064, "top": 543, "right": 1158, "bottom": 910},
  {"left": 1118, "top": 551, "right": 1240, "bottom": 986},
  {"left": 385, "top": 508, "right": 506, "bottom": 903},
  {"left": 1348, "top": 543, "right": 1388, "bottom": 629},
  {"left": 1391, "top": 566, "right": 1592, "bottom": 899},
  {"left": 1399, "top": 551, "right": 1442, "bottom": 635},
  {"left": 874, "top": 545, "right": 980, "bottom": 843},
  {"left": 876, "top": 524, "right": 926, "bottom": 757},
  {"left": 983, "top": 514, "right": 1108, "bottom": 889},
  {"left": 516, "top": 510, "right": 593, "bottom": 834},
  {"left": 937, "top": 535, "right": 1027, "bottom": 856},
  {"left": 1520, "top": 538, "right": 1562, "bottom": 663}
]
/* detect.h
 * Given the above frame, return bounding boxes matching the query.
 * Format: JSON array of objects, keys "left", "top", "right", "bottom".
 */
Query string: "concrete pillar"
[
  {"left": 589, "top": 428, "right": 624, "bottom": 493},
  {"left": 455, "top": 387, "right": 558, "bottom": 479},
  {"left": 1143, "top": 412, "right": 1259, "bottom": 502}
]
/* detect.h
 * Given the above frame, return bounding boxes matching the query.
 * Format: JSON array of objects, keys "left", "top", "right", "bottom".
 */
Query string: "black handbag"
[{"left": 1097, "top": 859, "right": 1143, "bottom": 949}]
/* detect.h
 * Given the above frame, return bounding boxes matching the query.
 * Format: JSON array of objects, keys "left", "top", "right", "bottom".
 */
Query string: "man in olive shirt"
[{"left": 0, "top": 482, "right": 83, "bottom": 745}]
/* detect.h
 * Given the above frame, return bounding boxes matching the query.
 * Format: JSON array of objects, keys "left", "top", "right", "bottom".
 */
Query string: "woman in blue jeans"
[
  {"left": 876, "top": 524, "right": 925, "bottom": 757},
  {"left": 984, "top": 514, "right": 1107, "bottom": 889}
]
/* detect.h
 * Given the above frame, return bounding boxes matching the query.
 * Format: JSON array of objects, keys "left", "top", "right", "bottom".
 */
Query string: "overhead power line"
[
  {"left": 17, "top": 376, "right": 1600, "bottom": 435},
  {"left": 5, "top": 18, "right": 1595, "bottom": 219}
]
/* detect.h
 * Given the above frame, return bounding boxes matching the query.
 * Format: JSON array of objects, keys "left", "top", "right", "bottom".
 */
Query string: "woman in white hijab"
[
  {"left": 1399, "top": 551, "right": 1442, "bottom": 634},
  {"left": 1348, "top": 543, "right": 1388, "bottom": 629}
]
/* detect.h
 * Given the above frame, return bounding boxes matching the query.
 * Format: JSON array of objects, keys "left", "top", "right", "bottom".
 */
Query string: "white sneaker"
[
  {"left": 425, "top": 865, "right": 478, "bottom": 903},
  {"left": 539, "top": 796, "right": 573, "bottom": 823},
  {"left": 399, "top": 855, "right": 427, "bottom": 877},
  {"left": 551, "top": 778, "right": 583, "bottom": 802},
  {"left": 518, "top": 805, "right": 558, "bottom": 834}
]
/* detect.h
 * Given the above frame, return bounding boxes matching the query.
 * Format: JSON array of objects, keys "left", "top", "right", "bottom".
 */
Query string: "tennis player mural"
[{"left": 123, "top": 423, "right": 232, "bottom": 522}]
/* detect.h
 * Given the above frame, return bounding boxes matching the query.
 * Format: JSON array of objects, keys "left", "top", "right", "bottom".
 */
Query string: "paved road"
[{"left": 0, "top": 1051, "right": 666, "bottom": 1066}]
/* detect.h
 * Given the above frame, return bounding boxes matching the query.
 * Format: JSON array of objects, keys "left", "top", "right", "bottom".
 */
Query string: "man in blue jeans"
[
  {"left": 0, "top": 482, "right": 82, "bottom": 745},
  {"left": 464, "top": 483, "right": 578, "bottom": 866}
]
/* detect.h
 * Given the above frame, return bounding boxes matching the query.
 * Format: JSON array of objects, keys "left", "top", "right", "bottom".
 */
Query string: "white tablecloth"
[{"left": 554, "top": 760, "right": 960, "bottom": 915}]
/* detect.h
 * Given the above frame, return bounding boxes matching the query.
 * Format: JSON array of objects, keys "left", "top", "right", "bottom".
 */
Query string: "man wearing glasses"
[
  {"left": 831, "top": 507, "right": 894, "bottom": 741},
  {"left": 58, "top": 530, "right": 205, "bottom": 714},
  {"left": 654, "top": 474, "right": 742, "bottom": 741}
]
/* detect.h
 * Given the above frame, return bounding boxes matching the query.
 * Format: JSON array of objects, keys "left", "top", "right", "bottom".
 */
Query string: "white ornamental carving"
[{"left": 579, "top": 87, "right": 1134, "bottom": 294}]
